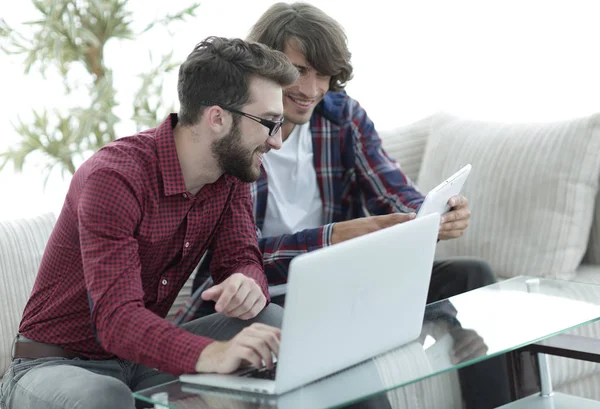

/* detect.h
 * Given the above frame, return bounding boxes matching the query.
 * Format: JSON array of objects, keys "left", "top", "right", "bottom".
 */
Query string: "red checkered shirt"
[{"left": 19, "top": 114, "right": 269, "bottom": 376}]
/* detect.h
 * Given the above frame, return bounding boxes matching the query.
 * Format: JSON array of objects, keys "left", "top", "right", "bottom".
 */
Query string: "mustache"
[{"left": 255, "top": 145, "right": 270, "bottom": 154}]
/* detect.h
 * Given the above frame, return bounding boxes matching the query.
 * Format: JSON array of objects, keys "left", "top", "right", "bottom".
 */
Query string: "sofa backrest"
[
  {"left": 378, "top": 115, "right": 436, "bottom": 184},
  {"left": 0, "top": 212, "right": 56, "bottom": 378},
  {"left": 380, "top": 113, "right": 600, "bottom": 276},
  {"left": 585, "top": 200, "right": 600, "bottom": 264}
]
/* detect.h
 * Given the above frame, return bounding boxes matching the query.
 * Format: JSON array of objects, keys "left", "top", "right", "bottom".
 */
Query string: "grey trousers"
[{"left": 0, "top": 303, "right": 284, "bottom": 409}]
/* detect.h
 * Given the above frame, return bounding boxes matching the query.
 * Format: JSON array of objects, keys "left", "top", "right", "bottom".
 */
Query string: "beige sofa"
[{"left": 381, "top": 111, "right": 600, "bottom": 404}]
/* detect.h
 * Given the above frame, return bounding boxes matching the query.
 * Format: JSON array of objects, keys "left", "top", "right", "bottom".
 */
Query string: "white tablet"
[{"left": 416, "top": 164, "right": 472, "bottom": 218}]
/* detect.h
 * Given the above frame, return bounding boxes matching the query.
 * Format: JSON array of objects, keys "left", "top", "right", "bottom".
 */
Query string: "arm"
[
  {"left": 79, "top": 169, "right": 210, "bottom": 376},
  {"left": 346, "top": 98, "right": 425, "bottom": 215},
  {"left": 255, "top": 97, "right": 425, "bottom": 285},
  {"left": 258, "top": 224, "right": 335, "bottom": 285},
  {"left": 258, "top": 214, "right": 416, "bottom": 285},
  {"left": 257, "top": 97, "right": 424, "bottom": 285},
  {"left": 346, "top": 100, "right": 472, "bottom": 241}
]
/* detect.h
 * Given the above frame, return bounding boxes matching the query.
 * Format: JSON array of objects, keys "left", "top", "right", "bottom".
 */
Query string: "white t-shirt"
[{"left": 261, "top": 122, "right": 323, "bottom": 237}]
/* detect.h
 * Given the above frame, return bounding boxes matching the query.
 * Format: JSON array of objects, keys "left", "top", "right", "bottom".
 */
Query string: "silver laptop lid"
[{"left": 275, "top": 212, "right": 440, "bottom": 393}]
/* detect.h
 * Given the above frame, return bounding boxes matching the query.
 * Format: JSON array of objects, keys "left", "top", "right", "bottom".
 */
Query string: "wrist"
[
  {"left": 195, "top": 340, "right": 219, "bottom": 373},
  {"left": 330, "top": 223, "right": 339, "bottom": 245},
  {"left": 324, "top": 223, "right": 336, "bottom": 247},
  {"left": 331, "top": 220, "right": 350, "bottom": 244}
]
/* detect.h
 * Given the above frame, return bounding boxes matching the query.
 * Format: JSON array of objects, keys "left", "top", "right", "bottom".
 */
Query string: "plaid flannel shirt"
[{"left": 173, "top": 92, "right": 425, "bottom": 324}]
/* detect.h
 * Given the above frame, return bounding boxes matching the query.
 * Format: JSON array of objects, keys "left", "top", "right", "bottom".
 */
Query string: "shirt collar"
[
  {"left": 156, "top": 114, "right": 188, "bottom": 197},
  {"left": 156, "top": 114, "right": 235, "bottom": 197}
]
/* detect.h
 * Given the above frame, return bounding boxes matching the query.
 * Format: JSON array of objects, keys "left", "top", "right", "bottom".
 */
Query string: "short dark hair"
[
  {"left": 247, "top": 2, "right": 353, "bottom": 92},
  {"left": 177, "top": 36, "right": 299, "bottom": 126}
]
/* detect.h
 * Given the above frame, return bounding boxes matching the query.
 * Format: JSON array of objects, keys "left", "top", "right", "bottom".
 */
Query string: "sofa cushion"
[
  {"left": 584, "top": 201, "right": 600, "bottom": 264},
  {"left": 379, "top": 115, "right": 440, "bottom": 183},
  {"left": 0, "top": 213, "right": 56, "bottom": 378},
  {"left": 417, "top": 113, "right": 600, "bottom": 280}
]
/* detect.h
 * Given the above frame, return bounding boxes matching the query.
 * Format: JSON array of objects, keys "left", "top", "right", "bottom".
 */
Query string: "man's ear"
[{"left": 204, "top": 105, "right": 228, "bottom": 134}]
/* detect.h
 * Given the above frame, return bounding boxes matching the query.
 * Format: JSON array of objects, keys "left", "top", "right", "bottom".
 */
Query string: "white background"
[{"left": 1, "top": 0, "right": 599, "bottom": 220}]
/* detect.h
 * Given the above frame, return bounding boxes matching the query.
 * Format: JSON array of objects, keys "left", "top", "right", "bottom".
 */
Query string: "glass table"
[{"left": 134, "top": 276, "right": 600, "bottom": 409}]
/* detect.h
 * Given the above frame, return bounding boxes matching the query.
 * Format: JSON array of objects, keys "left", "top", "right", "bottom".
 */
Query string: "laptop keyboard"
[{"left": 243, "top": 363, "right": 277, "bottom": 380}]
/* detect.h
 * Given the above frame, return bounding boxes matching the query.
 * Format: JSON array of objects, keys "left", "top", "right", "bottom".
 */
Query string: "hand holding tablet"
[{"left": 416, "top": 164, "right": 472, "bottom": 219}]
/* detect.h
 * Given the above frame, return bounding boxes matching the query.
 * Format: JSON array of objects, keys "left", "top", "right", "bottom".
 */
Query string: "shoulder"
[
  {"left": 76, "top": 132, "right": 158, "bottom": 193},
  {"left": 102, "top": 131, "right": 159, "bottom": 168},
  {"left": 313, "top": 91, "right": 363, "bottom": 126}
]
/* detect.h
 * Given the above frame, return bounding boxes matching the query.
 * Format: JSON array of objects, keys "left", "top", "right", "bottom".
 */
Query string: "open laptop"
[{"left": 180, "top": 212, "right": 440, "bottom": 395}]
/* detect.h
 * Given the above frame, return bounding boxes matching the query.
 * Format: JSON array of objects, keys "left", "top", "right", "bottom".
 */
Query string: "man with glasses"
[{"left": 0, "top": 36, "right": 298, "bottom": 409}]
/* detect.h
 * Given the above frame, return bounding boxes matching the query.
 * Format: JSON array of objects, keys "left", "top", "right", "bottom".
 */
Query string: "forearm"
[
  {"left": 259, "top": 224, "right": 334, "bottom": 285},
  {"left": 360, "top": 167, "right": 425, "bottom": 215},
  {"left": 94, "top": 301, "right": 211, "bottom": 375}
]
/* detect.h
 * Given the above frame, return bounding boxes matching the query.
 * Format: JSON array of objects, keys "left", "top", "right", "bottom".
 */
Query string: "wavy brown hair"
[
  {"left": 247, "top": 2, "right": 353, "bottom": 92},
  {"left": 177, "top": 36, "right": 299, "bottom": 126}
]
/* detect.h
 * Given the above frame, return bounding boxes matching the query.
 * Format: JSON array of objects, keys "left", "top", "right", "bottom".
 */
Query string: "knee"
[
  {"left": 82, "top": 377, "right": 134, "bottom": 409},
  {"left": 472, "top": 258, "right": 496, "bottom": 286},
  {"left": 253, "top": 303, "right": 284, "bottom": 328},
  {"left": 447, "top": 257, "right": 497, "bottom": 288}
]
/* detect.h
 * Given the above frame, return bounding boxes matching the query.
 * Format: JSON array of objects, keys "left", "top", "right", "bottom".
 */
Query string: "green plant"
[{"left": 0, "top": 0, "right": 200, "bottom": 182}]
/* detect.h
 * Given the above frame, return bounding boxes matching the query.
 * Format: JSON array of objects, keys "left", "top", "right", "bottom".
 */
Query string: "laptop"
[
  {"left": 180, "top": 212, "right": 440, "bottom": 395},
  {"left": 181, "top": 340, "right": 427, "bottom": 409}
]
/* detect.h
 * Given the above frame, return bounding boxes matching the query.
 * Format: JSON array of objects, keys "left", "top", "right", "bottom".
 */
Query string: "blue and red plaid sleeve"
[
  {"left": 257, "top": 223, "right": 335, "bottom": 285},
  {"left": 347, "top": 98, "right": 425, "bottom": 215}
]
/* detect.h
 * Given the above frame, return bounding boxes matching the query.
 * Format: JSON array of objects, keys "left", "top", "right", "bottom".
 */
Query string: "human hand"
[
  {"left": 449, "top": 327, "right": 488, "bottom": 364},
  {"left": 201, "top": 273, "right": 266, "bottom": 320},
  {"left": 195, "top": 323, "right": 280, "bottom": 373},
  {"left": 438, "top": 195, "right": 471, "bottom": 240},
  {"left": 331, "top": 212, "right": 417, "bottom": 244}
]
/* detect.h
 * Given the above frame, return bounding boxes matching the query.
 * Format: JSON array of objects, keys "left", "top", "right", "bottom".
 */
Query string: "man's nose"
[
  {"left": 267, "top": 131, "right": 282, "bottom": 150},
  {"left": 299, "top": 72, "right": 319, "bottom": 98}
]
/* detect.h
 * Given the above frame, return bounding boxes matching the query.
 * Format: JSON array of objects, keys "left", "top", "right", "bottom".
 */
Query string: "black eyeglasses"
[{"left": 199, "top": 101, "right": 284, "bottom": 136}]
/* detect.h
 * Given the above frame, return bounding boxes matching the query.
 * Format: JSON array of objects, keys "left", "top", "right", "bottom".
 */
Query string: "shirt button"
[
  {"left": 185, "top": 242, "right": 190, "bottom": 248},
  {"left": 161, "top": 279, "right": 168, "bottom": 286},
  {"left": 182, "top": 193, "right": 188, "bottom": 199}
]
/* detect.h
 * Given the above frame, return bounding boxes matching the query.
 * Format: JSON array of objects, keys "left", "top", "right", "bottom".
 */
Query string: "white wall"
[{"left": 1, "top": 0, "right": 599, "bottom": 220}]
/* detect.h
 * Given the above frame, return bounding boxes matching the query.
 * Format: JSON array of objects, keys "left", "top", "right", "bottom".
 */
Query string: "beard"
[{"left": 211, "top": 121, "right": 261, "bottom": 183}]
